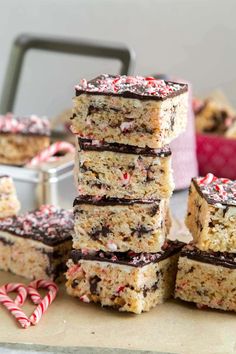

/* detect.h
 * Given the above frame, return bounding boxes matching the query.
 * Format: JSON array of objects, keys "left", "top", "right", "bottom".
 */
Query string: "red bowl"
[{"left": 196, "top": 133, "right": 236, "bottom": 179}]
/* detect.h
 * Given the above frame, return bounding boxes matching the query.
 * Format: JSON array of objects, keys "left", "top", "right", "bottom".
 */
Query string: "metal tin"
[{"left": 0, "top": 158, "right": 76, "bottom": 212}]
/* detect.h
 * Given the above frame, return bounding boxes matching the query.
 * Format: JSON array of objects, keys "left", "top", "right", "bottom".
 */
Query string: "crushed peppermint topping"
[
  {"left": 75, "top": 74, "right": 187, "bottom": 100},
  {"left": 0, "top": 205, "right": 73, "bottom": 245},
  {"left": 0, "top": 113, "right": 50, "bottom": 136},
  {"left": 195, "top": 174, "right": 236, "bottom": 206}
]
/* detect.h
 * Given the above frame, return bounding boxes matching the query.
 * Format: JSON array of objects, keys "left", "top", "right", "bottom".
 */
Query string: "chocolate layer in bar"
[
  {"left": 78, "top": 138, "right": 171, "bottom": 157},
  {"left": 181, "top": 245, "right": 236, "bottom": 269},
  {"left": 75, "top": 74, "right": 188, "bottom": 101},
  {"left": 71, "top": 240, "right": 185, "bottom": 268},
  {"left": 73, "top": 196, "right": 160, "bottom": 206}
]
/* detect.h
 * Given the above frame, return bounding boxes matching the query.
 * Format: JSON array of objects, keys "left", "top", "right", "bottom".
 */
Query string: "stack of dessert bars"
[
  {"left": 175, "top": 173, "right": 236, "bottom": 312},
  {"left": 66, "top": 74, "right": 188, "bottom": 313}
]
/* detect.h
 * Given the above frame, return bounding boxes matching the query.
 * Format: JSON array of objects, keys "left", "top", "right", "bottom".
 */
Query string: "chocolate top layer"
[
  {"left": 0, "top": 113, "right": 50, "bottom": 136},
  {"left": 181, "top": 245, "right": 236, "bottom": 269},
  {"left": 75, "top": 74, "right": 188, "bottom": 101},
  {"left": 193, "top": 174, "right": 236, "bottom": 207},
  {"left": 71, "top": 240, "right": 185, "bottom": 267},
  {"left": 78, "top": 138, "right": 171, "bottom": 157},
  {"left": 73, "top": 195, "right": 160, "bottom": 207},
  {"left": 0, "top": 205, "right": 74, "bottom": 246},
  {"left": 0, "top": 175, "right": 9, "bottom": 179}
]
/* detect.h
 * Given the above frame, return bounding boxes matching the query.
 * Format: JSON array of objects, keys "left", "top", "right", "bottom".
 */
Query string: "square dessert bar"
[
  {"left": 73, "top": 196, "right": 171, "bottom": 253},
  {"left": 71, "top": 75, "right": 188, "bottom": 148},
  {"left": 0, "top": 113, "right": 50, "bottom": 165},
  {"left": 186, "top": 174, "right": 236, "bottom": 253},
  {"left": 0, "top": 205, "right": 73, "bottom": 281},
  {"left": 75, "top": 138, "right": 174, "bottom": 200},
  {"left": 0, "top": 175, "right": 20, "bottom": 218},
  {"left": 66, "top": 240, "right": 184, "bottom": 314},
  {"left": 175, "top": 245, "right": 236, "bottom": 312},
  {"left": 195, "top": 97, "right": 236, "bottom": 137}
]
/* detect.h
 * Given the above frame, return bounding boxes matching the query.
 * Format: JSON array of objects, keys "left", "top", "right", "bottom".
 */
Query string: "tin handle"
[{"left": 0, "top": 33, "right": 136, "bottom": 114}]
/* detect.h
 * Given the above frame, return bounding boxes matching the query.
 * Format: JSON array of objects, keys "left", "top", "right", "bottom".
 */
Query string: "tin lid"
[{"left": 0, "top": 156, "right": 74, "bottom": 183}]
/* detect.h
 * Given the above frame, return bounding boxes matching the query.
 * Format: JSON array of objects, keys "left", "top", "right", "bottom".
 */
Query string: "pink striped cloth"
[{"left": 170, "top": 81, "right": 198, "bottom": 189}]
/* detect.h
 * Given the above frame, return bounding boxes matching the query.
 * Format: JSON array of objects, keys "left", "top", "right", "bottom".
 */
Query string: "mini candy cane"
[
  {"left": 199, "top": 173, "right": 216, "bottom": 185},
  {"left": 28, "top": 279, "right": 58, "bottom": 325},
  {"left": 0, "top": 283, "right": 30, "bottom": 329},
  {"left": 2, "top": 283, "right": 28, "bottom": 306},
  {"left": 26, "top": 141, "right": 75, "bottom": 167}
]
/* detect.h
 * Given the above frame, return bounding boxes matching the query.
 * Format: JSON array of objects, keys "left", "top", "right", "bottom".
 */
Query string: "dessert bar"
[
  {"left": 175, "top": 245, "right": 236, "bottom": 312},
  {"left": 195, "top": 97, "right": 236, "bottom": 138},
  {"left": 0, "top": 113, "right": 50, "bottom": 165},
  {"left": 0, "top": 205, "right": 73, "bottom": 280},
  {"left": 66, "top": 240, "right": 184, "bottom": 314},
  {"left": 0, "top": 175, "right": 20, "bottom": 218},
  {"left": 76, "top": 138, "right": 174, "bottom": 200},
  {"left": 71, "top": 75, "right": 188, "bottom": 148},
  {"left": 186, "top": 174, "right": 236, "bottom": 253},
  {"left": 73, "top": 196, "right": 171, "bottom": 253}
]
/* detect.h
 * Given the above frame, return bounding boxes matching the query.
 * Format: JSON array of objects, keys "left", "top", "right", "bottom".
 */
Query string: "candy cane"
[
  {"left": 3, "top": 283, "right": 28, "bottom": 306},
  {"left": 199, "top": 173, "right": 216, "bottom": 185},
  {"left": 28, "top": 279, "right": 58, "bottom": 325},
  {"left": 0, "top": 283, "right": 30, "bottom": 329},
  {"left": 26, "top": 141, "right": 75, "bottom": 167}
]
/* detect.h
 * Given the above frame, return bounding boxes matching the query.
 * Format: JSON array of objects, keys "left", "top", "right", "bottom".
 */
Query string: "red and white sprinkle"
[
  {"left": 121, "top": 172, "right": 130, "bottom": 186},
  {"left": 120, "top": 121, "right": 134, "bottom": 133},
  {"left": 116, "top": 286, "right": 125, "bottom": 294},
  {"left": 80, "top": 295, "right": 90, "bottom": 303}
]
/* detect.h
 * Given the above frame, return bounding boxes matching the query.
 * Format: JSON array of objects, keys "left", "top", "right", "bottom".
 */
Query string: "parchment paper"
[{"left": 0, "top": 225, "right": 235, "bottom": 354}]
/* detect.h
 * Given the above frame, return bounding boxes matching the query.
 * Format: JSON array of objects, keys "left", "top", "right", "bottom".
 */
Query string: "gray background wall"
[{"left": 0, "top": 0, "right": 235, "bottom": 117}]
